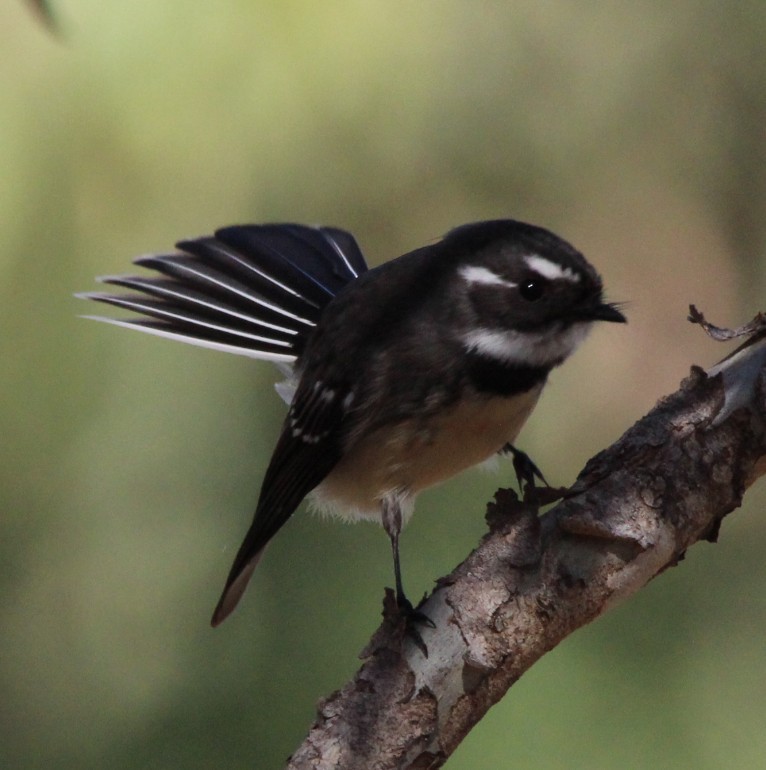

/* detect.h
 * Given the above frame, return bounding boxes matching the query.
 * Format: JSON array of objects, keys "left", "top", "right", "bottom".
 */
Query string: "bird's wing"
[{"left": 210, "top": 377, "right": 351, "bottom": 625}]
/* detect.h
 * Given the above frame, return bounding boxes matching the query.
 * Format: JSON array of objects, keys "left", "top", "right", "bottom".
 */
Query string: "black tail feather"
[
  {"left": 129, "top": 255, "right": 316, "bottom": 327},
  {"left": 85, "top": 292, "right": 297, "bottom": 353},
  {"left": 99, "top": 276, "right": 303, "bottom": 336},
  {"left": 81, "top": 223, "right": 369, "bottom": 360}
]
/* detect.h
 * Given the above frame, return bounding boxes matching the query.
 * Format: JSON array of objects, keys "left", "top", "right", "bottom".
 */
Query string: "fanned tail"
[{"left": 79, "top": 223, "right": 368, "bottom": 363}]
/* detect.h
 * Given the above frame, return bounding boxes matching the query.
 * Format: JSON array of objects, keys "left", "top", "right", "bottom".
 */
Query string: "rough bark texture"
[{"left": 286, "top": 332, "right": 766, "bottom": 770}]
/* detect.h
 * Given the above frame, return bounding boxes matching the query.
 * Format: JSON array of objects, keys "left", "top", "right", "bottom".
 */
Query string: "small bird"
[{"left": 81, "top": 219, "right": 625, "bottom": 627}]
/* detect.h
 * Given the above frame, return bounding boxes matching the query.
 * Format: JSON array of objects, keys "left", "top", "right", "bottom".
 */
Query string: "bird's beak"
[{"left": 587, "top": 302, "right": 627, "bottom": 324}]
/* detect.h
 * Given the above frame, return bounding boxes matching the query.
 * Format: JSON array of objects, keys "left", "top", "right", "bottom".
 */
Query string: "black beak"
[{"left": 586, "top": 302, "right": 627, "bottom": 324}]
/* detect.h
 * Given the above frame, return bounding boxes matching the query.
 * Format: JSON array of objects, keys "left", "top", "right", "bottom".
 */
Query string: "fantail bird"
[{"left": 81, "top": 219, "right": 625, "bottom": 626}]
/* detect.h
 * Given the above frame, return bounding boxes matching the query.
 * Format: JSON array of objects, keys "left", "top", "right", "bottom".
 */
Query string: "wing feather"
[{"left": 211, "top": 378, "right": 349, "bottom": 625}]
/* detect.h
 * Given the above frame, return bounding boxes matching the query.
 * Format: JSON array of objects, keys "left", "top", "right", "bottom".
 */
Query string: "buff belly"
[{"left": 310, "top": 383, "right": 543, "bottom": 523}]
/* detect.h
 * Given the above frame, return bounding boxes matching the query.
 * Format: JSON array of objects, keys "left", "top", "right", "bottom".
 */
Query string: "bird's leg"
[
  {"left": 381, "top": 495, "right": 434, "bottom": 655},
  {"left": 381, "top": 495, "right": 409, "bottom": 610},
  {"left": 390, "top": 526, "right": 406, "bottom": 607}
]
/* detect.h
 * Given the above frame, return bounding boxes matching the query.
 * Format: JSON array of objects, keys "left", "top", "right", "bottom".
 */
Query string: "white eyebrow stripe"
[
  {"left": 459, "top": 265, "right": 517, "bottom": 288},
  {"left": 524, "top": 255, "right": 580, "bottom": 283}
]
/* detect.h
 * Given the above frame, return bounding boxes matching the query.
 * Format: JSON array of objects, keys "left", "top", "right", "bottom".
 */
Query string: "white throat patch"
[{"left": 463, "top": 323, "right": 591, "bottom": 367}]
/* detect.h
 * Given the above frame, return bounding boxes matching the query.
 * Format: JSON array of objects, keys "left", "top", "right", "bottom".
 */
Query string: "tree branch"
[{"left": 286, "top": 319, "right": 766, "bottom": 770}]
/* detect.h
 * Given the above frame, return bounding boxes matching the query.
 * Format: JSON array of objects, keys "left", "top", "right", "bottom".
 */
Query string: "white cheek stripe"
[
  {"left": 524, "top": 255, "right": 580, "bottom": 283},
  {"left": 463, "top": 323, "right": 591, "bottom": 367},
  {"left": 459, "top": 265, "right": 517, "bottom": 288}
]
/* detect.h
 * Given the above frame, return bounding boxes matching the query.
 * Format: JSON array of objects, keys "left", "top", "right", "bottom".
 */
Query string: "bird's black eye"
[{"left": 519, "top": 277, "right": 546, "bottom": 301}]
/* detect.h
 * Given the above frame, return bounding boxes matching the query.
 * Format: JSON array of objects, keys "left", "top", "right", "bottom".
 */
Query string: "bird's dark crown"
[
  {"left": 437, "top": 219, "right": 613, "bottom": 333},
  {"left": 445, "top": 219, "right": 599, "bottom": 286}
]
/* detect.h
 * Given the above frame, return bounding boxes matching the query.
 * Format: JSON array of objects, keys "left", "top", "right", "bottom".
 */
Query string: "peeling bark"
[{"left": 286, "top": 329, "right": 766, "bottom": 770}]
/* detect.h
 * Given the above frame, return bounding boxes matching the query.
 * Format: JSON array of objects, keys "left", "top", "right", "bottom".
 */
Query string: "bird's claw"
[{"left": 397, "top": 592, "right": 435, "bottom": 657}]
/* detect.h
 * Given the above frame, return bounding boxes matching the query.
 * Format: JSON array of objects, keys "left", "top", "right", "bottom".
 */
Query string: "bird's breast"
[{"left": 311, "top": 384, "right": 543, "bottom": 523}]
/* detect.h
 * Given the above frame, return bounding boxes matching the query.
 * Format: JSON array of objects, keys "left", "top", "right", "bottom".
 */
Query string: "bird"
[{"left": 81, "top": 219, "right": 626, "bottom": 628}]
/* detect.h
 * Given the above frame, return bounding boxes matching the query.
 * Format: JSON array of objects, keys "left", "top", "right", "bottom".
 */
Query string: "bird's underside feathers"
[{"left": 80, "top": 223, "right": 369, "bottom": 363}]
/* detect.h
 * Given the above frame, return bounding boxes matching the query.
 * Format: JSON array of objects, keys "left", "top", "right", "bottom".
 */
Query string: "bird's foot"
[
  {"left": 502, "top": 444, "right": 548, "bottom": 490},
  {"left": 500, "top": 444, "right": 568, "bottom": 506},
  {"left": 398, "top": 592, "right": 435, "bottom": 657},
  {"left": 382, "top": 589, "right": 435, "bottom": 657}
]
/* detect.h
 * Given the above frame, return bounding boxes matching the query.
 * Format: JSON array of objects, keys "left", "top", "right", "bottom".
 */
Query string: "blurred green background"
[{"left": 2, "top": 1, "right": 765, "bottom": 768}]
